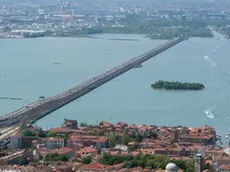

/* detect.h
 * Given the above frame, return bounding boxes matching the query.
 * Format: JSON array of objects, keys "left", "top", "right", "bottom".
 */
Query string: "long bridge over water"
[{"left": 0, "top": 38, "right": 183, "bottom": 127}]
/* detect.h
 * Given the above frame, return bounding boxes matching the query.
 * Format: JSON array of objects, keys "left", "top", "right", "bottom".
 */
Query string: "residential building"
[
  {"left": 52, "top": 147, "right": 75, "bottom": 159},
  {"left": 0, "top": 150, "right": 32, "bottom": 165},
  {"left": 70, "top": 135, "right": 109, "bottom": 148},
  {"left": 49, "top": 127, "right": 83, "bottom": 135},
  {"left": 62, "top": 119, "right": 78, "bottom": 129},
  {"left": 194, "top": 154, "right": 204, "bottom": 172},
  {"left": 42, "top": 138, "right": 65, "bottom": 149},
  {"left": 218, "top": 164, "right": 230, "bottom": 172},
  {"left": 77, "top": 163, "right": 123, "bottom": 172},
  {"left": 21, "top": 136, "right": 37, "bottom": 149},
  {"left": 76, "top": 146, "right": 97, "bottom": 158},
  {"left": 8, "top": 136, "right": 21, "bottom": 149}
]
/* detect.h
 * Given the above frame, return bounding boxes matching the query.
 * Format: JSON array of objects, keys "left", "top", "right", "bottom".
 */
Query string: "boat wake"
[
  {"left": 204, "top": 106, "right": 216, "bottom": 119},
  {"left": 204, "top": 110, "right": 215, "bottom": 119},
  {"left": 204, "top": 55, "right": 208, "bottom": 59},
  {"left": 204, "top": 55, "right": 217, "bottom": 67}
]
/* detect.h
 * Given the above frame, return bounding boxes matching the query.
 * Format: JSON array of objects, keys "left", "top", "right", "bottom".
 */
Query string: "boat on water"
[
  {"left": 0, "top": 97, "right": 22, "bottom": 100},
  {"left": 9, "top": 97, "right": 22, "bottom": 100},
  {"left": 133, "top": 64, "right": 143, "bottom": 68},
  {"left": 39, "top": 96, "right": 45, "bottom": 99},
  {"left": 204, "top": 110, "right": 214, "bottom": 119},
  {"left": 52, "top": 62, "right": 62, "bottom": 65}
]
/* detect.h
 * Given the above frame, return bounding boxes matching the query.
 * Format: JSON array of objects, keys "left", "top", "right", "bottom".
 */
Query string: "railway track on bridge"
[{"left": 0, "top": 38, "right": 183, "bottom": 127}]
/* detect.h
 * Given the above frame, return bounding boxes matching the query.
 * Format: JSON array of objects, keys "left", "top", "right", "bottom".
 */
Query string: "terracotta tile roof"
[
  {"left": 128, "top": 141, "right": 136, "bottom": 146},
  {"left": 49, "top": 127, "right": 84, "bottom": 134},
  {"left": 203, "top": 170, "right": 209, "bottom": 172},
  {"left": 161, "top": 128, "right": 170, "bottom": 133},
  {"left": 129, "top": 124, "right": 137, "bottom": 129},
  {"left": 117, "top": 122, "right": 128, "bottom": 126},
  {"left": 71, "top": 135, "right": 108, "bottom": 143},
  {"left": 1, "top": 165, "right": 53, "bottom": 172},
  {"left": 114, "top": 124, "right": 122, "bottom": 128},
  {"left": 52, "top": 147, "right": 74, "bottom": 155},
  {"left": 81, "top": 163, "right": 107, "bottom": 169},
  {"left": 76, "top": 146, "right": 97, "bottom": 155},
  {"left": 45, "top": 137, "right": 64, "bottom": 141},
  {"left": 130, "top": 151, "right": 139, "bottom": 156},
  {"left": 155, "top": 170, "right": 165, "bottom": 172},
  {"left": 100, "top": 121, "right": 111, "bottom": 127},
  {"left": 129, "top": 167, "right": 142, "bottom": 172},
  {"left": 180, "top": 135, "right": 211, "bottom": 139},
  {"left": 219, "top": 164, "right": 230, "bottom": 170},
  {"left": 139, "top": 124, "right": 148, "bottom": 128}
]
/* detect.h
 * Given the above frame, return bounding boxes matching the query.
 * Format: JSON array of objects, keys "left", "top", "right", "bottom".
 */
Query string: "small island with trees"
[{"left": 151, "top": 80, "right": 205, "bottom": 90}]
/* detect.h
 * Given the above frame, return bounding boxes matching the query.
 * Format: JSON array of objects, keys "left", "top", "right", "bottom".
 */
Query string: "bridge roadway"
[{"left": 0, "top": 38, "right": 183, "bottom": 126}]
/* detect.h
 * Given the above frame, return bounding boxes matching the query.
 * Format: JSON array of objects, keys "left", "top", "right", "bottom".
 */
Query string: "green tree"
[
  {"left": 39, "top": 155, "right": 43, "bottom": 160},
  {"left": 80, "top": 122, "right": 88, "bottom": 127},
  {"left": 137, "top": 159, "right": 145, "bottom": 168},
  {"left": 97, "top": 131, "right": 105, "bottom": 136},
  {"left": 59, "top": 155, "right": 68, "bottom": 161},
  {"left": 136, "top": 134, "right": 143, "bottom": 142},
  {"left": 37, "top": 130, "right": 46, "bottom": 137},
  {"left": 44, "top": 154, "right": 68, "bottom": 162},
  {"left": 149, "top": 131, "right": 158, "bottom": 139},
  {"left": 203, "top": 163, "right": 211, "bottom": 170},
  {"left": 173, "top": 160, "right": 186, "bottom": 170},
  {"left": 97, "top": 148, "right": 102, "bottom": 154},
  {"left": 146, "top": 159, "right": 155, "bottom": 168},
  {"left": 47, "top": 131, "right": 57, "bottom": 137},
  {"left": 23, "top": 129, "right": 36, "bottom": 137},
  {"left": 185, "top": 159, "right": 195, "bottom": 172},
  {"left": 121, "top": 135, "right": 131, "bottom": 145},
  {"left": 109, "top": 134, "right": 117, "bottom": 147},
  {"left": 82, "top": 156, "right": 92, "bottom": 164},
  {"left": 100, "top": 154, "right": 133, "bottom": 165},
  {"left": 186, "top": 167, "right": 194, "bottom": 172}
]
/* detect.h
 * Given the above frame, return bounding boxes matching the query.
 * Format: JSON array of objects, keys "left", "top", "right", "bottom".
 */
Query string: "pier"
[{"left": 0, "top": 38, "right": 183, "bottom": 127}]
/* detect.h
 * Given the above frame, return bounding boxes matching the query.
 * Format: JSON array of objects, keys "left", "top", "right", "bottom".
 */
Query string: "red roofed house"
[
  {"left": 71, "top": 135, "right": 109, "bottom": 148},
  {"left": 218, "top": 164, "right": 230, "bottom": 172},
  {"left": 52, "top": 147, "right": 75, "bottom": 159},
  {"left": 78, "top": 163, "right": 123, "bottom": 172},
  {"left": 49, "top": 127, "right": 84, "bottom": 135},
  {"left": 76, "top": 146, "right": 97, "bottom": 158},
  {"left": 99, "top": 121, "right": 111, "bottom": 128},
  {"left": 179, "top": 134, "right": 216, "bottom": 145}
]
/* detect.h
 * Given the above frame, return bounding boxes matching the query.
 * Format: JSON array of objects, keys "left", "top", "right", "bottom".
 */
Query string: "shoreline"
[{"left": 0, "top": 33, "right": 217, "bottom": 40}]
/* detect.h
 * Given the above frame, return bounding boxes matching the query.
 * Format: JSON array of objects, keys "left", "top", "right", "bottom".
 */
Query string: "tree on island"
[{"left": 151, "top": 80, "right": 205, "bottom": 90}]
